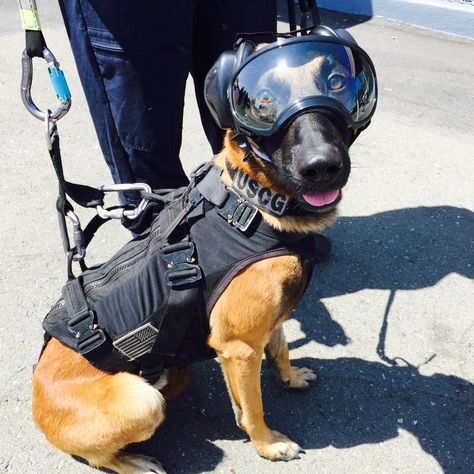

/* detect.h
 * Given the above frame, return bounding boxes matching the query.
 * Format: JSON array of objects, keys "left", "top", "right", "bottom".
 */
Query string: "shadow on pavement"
[
  {"left": 265, "top": 356, "right": 474, "bottom": 474},
  {"left": 129, "top": 205, "right": 473, "bottom": 473},
  {"left": 293, "top": 205, "right": 474, "bottom": 351}
]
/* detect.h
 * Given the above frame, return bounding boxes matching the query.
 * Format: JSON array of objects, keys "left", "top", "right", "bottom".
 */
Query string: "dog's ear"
[
  {"left": 204, "top": 40, "right": 255, "bottom": 130},
  {"left": 205, "top": 51, "right": 236, "bottom": 129}
]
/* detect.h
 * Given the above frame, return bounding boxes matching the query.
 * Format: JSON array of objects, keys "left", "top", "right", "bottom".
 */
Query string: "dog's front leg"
[
  {"left": 265, "top": 326, "right": 317, "bottom": 389},
  {"left": 214, "top": 339, "right": 301, "bottom": 461},
  {"left": 208, "top": 256, "right": 309, "bottom": 460}
]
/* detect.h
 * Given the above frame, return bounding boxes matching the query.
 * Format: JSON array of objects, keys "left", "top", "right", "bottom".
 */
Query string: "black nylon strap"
[
  {"left": 298, "top": 0, "right": 321, "bottom": 27},
  {"left": 48, "top": 125, "right": 104, "bottom": 215},
  {"left": 82, "top": 214, "right": 110, "bottom": 249},
  {"left": 64, "top": 181, "right": 105, "bottom": 208},
  {"left": 236, "top": 24, "right": 317, "bottom": 42},
  {"left": 48, "top": 129, "right": 70, "bottom": 214},
  {"left": 350, "top": 122, "right": 370, "bottom": 145},
  {"left": 196, "top": 165, "right": 228, "bottom": 207},
  {"left": 63, "top": 277, "right": 90, "bottom": 323},
  {"left": 62, "top": 277, "right": 106, "bottom": 354},
  {"left": 122, "top": 201, "right": 163, "bottom": 234},
  {"left": 195, "top": 163, "right": 304, "bottom": 232},
  {"left": 287, "top": 0, "right": 297, "bottom": 30},
  {"left": 154, "top": 237, "right": 202, "bottom": 356},
  {"left": 25, "top": 29, "right": 46, "bottom": 58},
  {"left": 160, "top": 200, "right": 195, "bottom": 242}
]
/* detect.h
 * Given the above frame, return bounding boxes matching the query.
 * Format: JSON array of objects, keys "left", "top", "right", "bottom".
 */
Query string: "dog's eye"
[
  {"left": 256, "top": 89, "right": 276, "bottom": 106},
  {"left": 328, "top": 74, "right": 346, "bottom": 91}
]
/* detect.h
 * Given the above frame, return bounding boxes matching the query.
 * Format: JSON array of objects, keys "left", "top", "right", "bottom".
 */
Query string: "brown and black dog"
[{"left": 32, "top": 105, "right": 350, "bottom": 473}]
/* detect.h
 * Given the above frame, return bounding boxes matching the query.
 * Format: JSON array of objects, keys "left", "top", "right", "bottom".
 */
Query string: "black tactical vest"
[{"left": 42, "top": 163, "right": 316, "bottom": 382}]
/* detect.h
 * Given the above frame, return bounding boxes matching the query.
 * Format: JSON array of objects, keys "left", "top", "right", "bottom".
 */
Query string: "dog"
[{"left": 32, "top": 28, "right": 376, "bottom": 473}]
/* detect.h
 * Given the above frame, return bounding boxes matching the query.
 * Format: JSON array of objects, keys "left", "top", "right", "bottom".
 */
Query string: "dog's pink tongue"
[{"left": 303, "top": 189, "right": 340, "bottom": 207}]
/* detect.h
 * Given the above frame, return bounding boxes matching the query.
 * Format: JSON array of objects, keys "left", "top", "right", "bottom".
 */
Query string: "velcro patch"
[{"left": 113, "top": 323, "right": 159, "bottom": 360}]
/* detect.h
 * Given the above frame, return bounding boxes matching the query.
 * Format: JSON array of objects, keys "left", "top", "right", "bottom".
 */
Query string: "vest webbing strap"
[
  {"left": 153, "top": 237, "right": 203, "bottom": 356},
  {"left": 195, "top": 165, "right": 228, "bottom": 207},
  {"left": 62, "top": 278, "right": 106, "bottom": 354}
]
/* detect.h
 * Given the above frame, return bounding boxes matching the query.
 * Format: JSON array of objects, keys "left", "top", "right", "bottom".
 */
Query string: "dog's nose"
[{"left": 296, "top": 152, "right": 343, "bottom": 182}]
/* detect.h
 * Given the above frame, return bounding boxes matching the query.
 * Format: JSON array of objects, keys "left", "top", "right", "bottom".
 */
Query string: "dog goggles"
[{"left": 230, "top": 36, "right": 377, "bottom": 136}]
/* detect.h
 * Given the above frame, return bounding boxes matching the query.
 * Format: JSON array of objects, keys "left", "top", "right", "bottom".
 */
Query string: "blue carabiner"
[
  {"left": 48, "top": 65, "right": 71, "bottom": 102},
  {"left": 21, "top": 47, "right": 72, "bottom": 121}
]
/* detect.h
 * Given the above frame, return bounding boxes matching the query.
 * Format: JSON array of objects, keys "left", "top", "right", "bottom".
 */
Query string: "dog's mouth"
[
  {"left": 302, "top": 188, "right": 341, "bottom": 207},
  {"left": 293, "top": 187, "right": 342, "bottom": 214}
]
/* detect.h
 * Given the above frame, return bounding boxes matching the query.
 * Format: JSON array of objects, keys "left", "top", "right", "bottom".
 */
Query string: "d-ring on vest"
[{"left": 42, "top": 162, "right": 316, "bottom": 383}]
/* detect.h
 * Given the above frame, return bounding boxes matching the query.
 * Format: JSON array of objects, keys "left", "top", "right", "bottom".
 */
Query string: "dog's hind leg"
[
  {"left": 32, "top": 338, "right": 166, "bottom": 473},
  {"left": 160, "top": 365, "right": 192, "bottom": 402},
  {"left": 265, "top": 326, "right": 316, "bottom": 389}
]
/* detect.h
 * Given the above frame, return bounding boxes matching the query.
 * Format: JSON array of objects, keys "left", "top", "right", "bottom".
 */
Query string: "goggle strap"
[{"left": 235, "top": 24, "right": 318, "bottom": 45}]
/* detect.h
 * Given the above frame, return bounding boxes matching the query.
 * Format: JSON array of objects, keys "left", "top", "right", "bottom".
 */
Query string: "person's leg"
[
  {"left": 191, "top": 0, "right": 278, "bottom": 156},
  {"left": 58, "top": 0, "right": 193, "bottom": 204}
]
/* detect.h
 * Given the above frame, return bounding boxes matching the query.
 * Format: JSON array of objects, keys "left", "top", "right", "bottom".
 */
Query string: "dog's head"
[{"left": 206, "top": 28, "right": 377, "bottom": 232}]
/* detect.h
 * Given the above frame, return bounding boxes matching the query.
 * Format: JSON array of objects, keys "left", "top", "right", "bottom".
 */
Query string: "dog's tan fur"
[{"left": 32, "top": 131, "right": 336, "bottom": 472}]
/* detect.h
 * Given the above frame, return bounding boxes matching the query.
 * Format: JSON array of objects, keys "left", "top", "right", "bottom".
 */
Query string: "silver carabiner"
[
  {"left": 57, "top": 209, "right": 86, "bottom": 261},
  {"left": 21, "top": 47, "right": 71, "bottom": 121},
  {"left": 96, "top": 183, "right": 152, "bottom": 220}
]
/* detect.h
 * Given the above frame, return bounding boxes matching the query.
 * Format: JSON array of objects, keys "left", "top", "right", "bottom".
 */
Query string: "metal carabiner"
[
  {"left": 21, "top": 46, "right": 71, "bottom": 121},
  {"left": 57, "top": 209, "right": 86, "bottom": 262},
  {"left": 96, "top": 183, "right": 152, "bottom": 220}
]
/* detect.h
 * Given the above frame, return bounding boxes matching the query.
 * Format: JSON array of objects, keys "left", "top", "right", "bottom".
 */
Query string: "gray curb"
[{"left": 317, "top": 0, "right": 474, "bottom": 37}]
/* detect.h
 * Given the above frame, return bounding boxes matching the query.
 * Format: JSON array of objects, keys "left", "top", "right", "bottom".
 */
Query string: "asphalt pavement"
[{"left": 0, "top": 2, "right": 473, "bottom": 473}]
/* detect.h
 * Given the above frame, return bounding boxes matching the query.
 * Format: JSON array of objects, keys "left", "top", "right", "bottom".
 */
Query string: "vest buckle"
[
  {"left": 161, "top": 241, "right": 196, "bottom": 265},
  {"left": 232, "top": 201, "right": 258, "bottom": 232},
  {"left": 165, "top": 262, "right": 202, "bottom": 288},
  {"left": 161, "top": 240, "right": 202, "bottom": 288},
  {"left": 67, "top": 309, "right": 106, "bottom": 354},
  {"left": 216, "top": 190, "right": 258, "bottom": 232}
]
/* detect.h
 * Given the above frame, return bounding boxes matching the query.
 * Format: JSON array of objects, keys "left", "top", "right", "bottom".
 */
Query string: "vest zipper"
[
  {"left": 49, "top": 299, "right": 65, "bottom": 313},
  {"left": 46, "top": 225, "right": 168, "bottom": 316},
  {"left": 84, "top": 252, "right": 147, "bottom": 293}
]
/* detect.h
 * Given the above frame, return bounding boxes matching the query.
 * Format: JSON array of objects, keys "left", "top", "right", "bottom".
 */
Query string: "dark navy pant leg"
[{"left": 58, "top": 0, "right": 194, "bottom": 204}]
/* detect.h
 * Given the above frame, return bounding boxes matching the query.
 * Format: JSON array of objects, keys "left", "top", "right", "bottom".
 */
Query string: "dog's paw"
[
  {"left": 255, "top": 430, "right": 302, "bottom": 461},
  {"left": 282, "top": 366, "right": 317, "bottom": 389},
  {"left": 152, "top": 369, "right": 169, "bottom": 391},
  {"left": 115, "top": 453, "right": 167, "bottom": 473}
]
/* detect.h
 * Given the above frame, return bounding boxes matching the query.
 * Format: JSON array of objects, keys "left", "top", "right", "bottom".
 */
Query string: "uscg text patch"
[{"left": 232, "top": 170, "right": 289, "bottom": 216}]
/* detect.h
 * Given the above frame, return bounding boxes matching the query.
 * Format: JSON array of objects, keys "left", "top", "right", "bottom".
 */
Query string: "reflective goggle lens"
[{"left": 231, "top": 40, "right": 376, "bottom": 133}]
